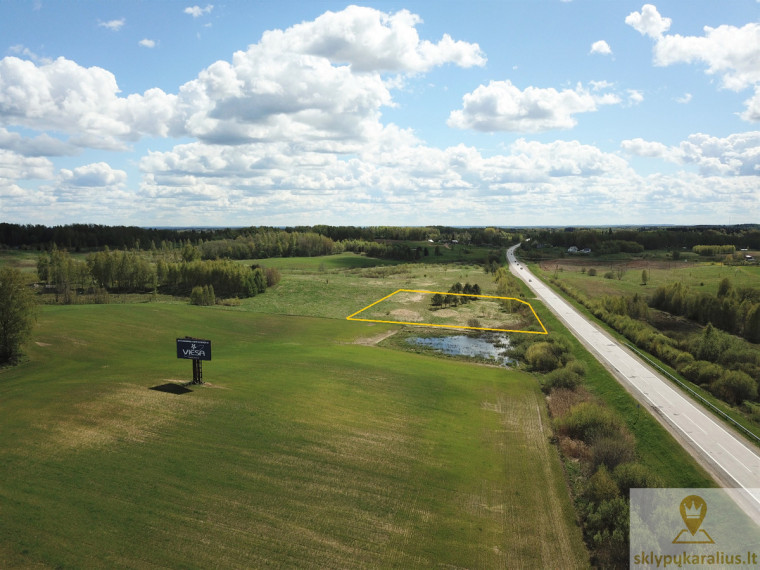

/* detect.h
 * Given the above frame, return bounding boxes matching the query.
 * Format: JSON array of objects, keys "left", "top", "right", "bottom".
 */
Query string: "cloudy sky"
[{"left": 1, "top": 1, "right": 759, "bottom": 227}]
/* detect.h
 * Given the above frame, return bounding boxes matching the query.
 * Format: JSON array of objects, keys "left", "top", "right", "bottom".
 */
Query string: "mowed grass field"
[{"left": 0, "top": 303, "right": 588, "bottom": 568}]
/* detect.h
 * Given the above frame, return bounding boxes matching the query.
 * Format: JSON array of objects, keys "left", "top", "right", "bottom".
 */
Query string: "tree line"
[
  {"left": 430, "top": 282, "right": 482, "bottom": 308},
  {"left": 525, "top": 225, "right": 760, "bottom": 253},
  {"left": 650, "top": 279, "right": 760, "bottom": 343},
  {"left": 0, "top": 223, "right": 522, "bottom": 252},
  {"left": 36, "top": 247, "right": 269, "bottom": 302},
  {"left": 0, "top": 267, "right": 37, "bottom": 364},
  {"left": 546, "top": 276, "right": 760, "bottom": 409}
]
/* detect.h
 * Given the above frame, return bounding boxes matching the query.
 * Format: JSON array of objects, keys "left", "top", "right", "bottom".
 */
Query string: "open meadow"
[
  {"left": 535, "top": 255, "right": 760, "bottom": 298},
  {"left": 1, "top": 247, "right": 720, "bottom": 568},
  {"left": 0, "top": 302, "right": 589, "bottom": 568}
]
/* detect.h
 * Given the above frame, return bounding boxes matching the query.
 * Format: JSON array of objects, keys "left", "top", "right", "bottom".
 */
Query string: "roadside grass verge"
[
  {"left": 518, "top": 285, "right": 714, "bottom": 489},
  {"left": 531, "top": 261, "right": 760, "bottom": 448}
]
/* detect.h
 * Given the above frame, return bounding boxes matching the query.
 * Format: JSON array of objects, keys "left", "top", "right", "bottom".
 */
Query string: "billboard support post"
[{"left": 192, "top": 359, "right": 202, "bottom": 385}]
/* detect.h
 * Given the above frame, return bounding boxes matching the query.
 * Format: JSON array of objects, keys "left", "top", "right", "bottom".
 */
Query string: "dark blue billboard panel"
[{"left": 176, "top": 338, "right": 211, "bottom": 361}]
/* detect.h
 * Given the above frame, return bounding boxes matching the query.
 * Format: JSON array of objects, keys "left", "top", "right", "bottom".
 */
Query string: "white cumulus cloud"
[
  {"left": 590, "top": 40, "right": 612, "bottom": 55},
  {"left": 262, "top": 5, "right": 486, "bottom": 73},
  {"left": 59, "top": 162, "right": 127, "bottom": 187},
  {"left": 98, "top": 18, "right": 125, "bottom": 31},
  {"left": 627, "top": 4, "right": 760, "bottom": 119},
  {"left": 625, "top": 4, "right": 671, "bottom": 38},
  {"left": 447, "top": 80, "right": 620, "bottom": 133},
  {"left": 0, "top": 56, "right": 179, "bottom": 148},
  {"left": 139, "top": 39, "right": 156, "bottom": 48},
  {"left": 622, "top": 131, "right": 760, "bottom": 176},
  {"left": 0, "top": 6, "right": 486, "bottom": 152},
  {"left": 676, "top": 92, "right": 692, "bottom": 104},
  {"left": 742, "top": 88, "right": 760, "bottom": 122},
  {"left": 184, "top": 5, "right": 213, "bottom": 18}
]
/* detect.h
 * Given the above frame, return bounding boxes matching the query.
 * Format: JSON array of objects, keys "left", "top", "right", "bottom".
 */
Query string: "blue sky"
[{"left": 1, "top": 1, "right": 759, "bottom": 227}]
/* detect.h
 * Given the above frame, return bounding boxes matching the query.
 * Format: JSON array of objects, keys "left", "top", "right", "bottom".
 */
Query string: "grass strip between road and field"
[
  {"left": 516, "top": 277, "right": 715, "bottom": 489},
  {"left": 528, "top": 261, "right": 760, "bottom": 450}
]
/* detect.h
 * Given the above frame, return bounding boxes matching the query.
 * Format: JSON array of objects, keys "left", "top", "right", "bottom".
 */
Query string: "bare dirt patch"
[
  {"left": 434, "top": 309, "right": 458, "bottom": 318},
  {"left": 353, "top": 330, "right": 399, "bottom": 346},
  {"left": 390, "top": 309, "right": 423, "bottom": 322},
  {"left": 35, "top": 382, "right": 212, "bottom": 454},
  {"left": 35, "top": 341, "right": 51, "bottom": 347},
  {"left": 398, "top": 293, "right": 424, "bottom": 303}
]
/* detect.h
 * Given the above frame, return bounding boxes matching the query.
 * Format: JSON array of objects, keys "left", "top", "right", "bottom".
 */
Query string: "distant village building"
[{"left": 567, "top": 246, "right": 578, "bottom": 253}]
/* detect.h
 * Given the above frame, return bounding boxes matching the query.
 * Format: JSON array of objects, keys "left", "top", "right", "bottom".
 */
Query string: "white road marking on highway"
[{"left": 718, "top": 443, "right": 752, "bottom": 472}]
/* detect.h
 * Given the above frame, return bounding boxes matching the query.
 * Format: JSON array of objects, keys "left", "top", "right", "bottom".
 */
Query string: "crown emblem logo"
[
  {"left": 673, "top": 495, "right": 714, "bottom": 544},
  {"left": 683, "top": 501, "right": 703, "bottom": 519}
]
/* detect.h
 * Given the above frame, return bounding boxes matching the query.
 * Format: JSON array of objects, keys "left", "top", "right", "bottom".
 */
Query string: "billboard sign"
[{"left": 176, "top": 338, "right": 211, "bottom": 361}]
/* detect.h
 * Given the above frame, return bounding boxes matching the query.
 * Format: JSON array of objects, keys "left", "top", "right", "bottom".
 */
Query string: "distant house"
[
  {"left": 567, "top": 246, "right": 578, "bottom": 253},
  {"left": 746, "top": 255, "right": 755, "bottom": 261},
  {"left": 581, "top": 248, "right": 592, "bottom": 254}
]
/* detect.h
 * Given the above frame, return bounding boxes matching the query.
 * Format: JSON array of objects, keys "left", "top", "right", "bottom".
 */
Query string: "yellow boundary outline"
[{"left": 346, "top": 289, "right": 548, "bottom": 334}]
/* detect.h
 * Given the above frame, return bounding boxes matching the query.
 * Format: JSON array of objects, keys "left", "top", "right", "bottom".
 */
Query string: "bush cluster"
[
  {"left": 190, "top": 285, "right": 215, "bottom": 306},
  {"left": 516, "top": 331, "right": 662, "bottom": 566},
  {"left": 548, "top": 276, "right": 760, "bottom": 409}
]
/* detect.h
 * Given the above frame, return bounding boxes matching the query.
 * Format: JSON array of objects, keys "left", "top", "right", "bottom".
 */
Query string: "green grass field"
[
  {"left": 1, "top": 248, "right": 722, "bottom": 568},
  {"left": 536, "top": 256, "right": 760, "bottom": 298},
  {"left": 0, "top": 304, "right": 588, "bottom": 568},
  {"left": 240, "top": 254, "right": 495, "bottom": 321}
]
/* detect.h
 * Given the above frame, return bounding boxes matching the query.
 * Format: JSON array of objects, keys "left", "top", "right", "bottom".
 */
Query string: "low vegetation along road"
[{"left": 507, "top": 244, "right": 760, "bottom": 524}]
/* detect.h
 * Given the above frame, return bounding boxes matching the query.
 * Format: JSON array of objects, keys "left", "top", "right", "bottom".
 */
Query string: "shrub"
[
  {"left": 564, "top": 359, "right": 587, "bottom": 377},
  {"left": 604, "top": 271, "right": 615, "bottom": 279},
  {"left": 264, "top": 267, "right": 281, "bottom": 287},
  {"left": 91, "top": 287, "right": 110, "bottom": 304},
  {"left": 190, "top": 285, "right": 215, "bottom": 306},
  {"left": 673, "top": 351, "right": 695, "bottom": 372},
  {"left": 559, "top": 436, "right": 591, "bottom": 462},
  {"left": 542, "top": 366, "right": 583, "bottom": 392},
  {"left": 547, "top": 387, "right": 592, "bottom": 418},
  {"left": 590, "top": 434, "right": 636, "bottom": 472},
  {"left": 587, "top": 268, "right": 597, "bottom": 276},
  {"left": 613, "top": 462, "right": 663, "bottom": 494},
  {"left": 583, "top": 465, "right": 619, "bottom": 504},
  {"left": 555, "top": 402, "right": 625, "bottom": 443},
  {"left": 709, "top": 370, "right": 758, "bottom": 405},
  {"left": 584, "top": 496, "right": 629, "bottom": 568},
  {"left": 680, "top": 360, "right": 723, "bottom": 386},
  {"left": 525, "top": 342, "right": 560, "bottom": 372}
]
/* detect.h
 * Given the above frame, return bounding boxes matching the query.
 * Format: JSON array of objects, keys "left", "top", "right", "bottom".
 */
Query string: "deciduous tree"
[{"left": 0, "top": 267, "right": 37, "bottom": 363}]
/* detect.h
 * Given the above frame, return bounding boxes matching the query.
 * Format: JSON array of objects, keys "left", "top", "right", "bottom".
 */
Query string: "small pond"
[{"left": 406, "top": 334, "right": 513, "bottom": 367}]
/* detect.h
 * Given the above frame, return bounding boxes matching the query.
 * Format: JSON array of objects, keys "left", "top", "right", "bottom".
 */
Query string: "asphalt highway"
[{"left": 506, "top": 244, "right": 760, "bottom": 525}]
